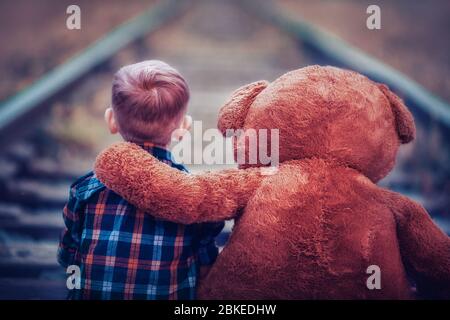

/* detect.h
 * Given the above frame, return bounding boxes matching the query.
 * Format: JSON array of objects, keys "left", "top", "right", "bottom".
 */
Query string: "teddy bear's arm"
[
  {"left": 393, "top": 196, "right": 450, "bottom": 298},
  {"left": 94, "top": 142, "right": 263, "bottom": 224}
]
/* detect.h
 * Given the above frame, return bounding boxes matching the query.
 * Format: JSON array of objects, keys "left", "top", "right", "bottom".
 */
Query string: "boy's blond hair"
[{"left": 111, "top": 60, "right": 189, "bottom": 144}]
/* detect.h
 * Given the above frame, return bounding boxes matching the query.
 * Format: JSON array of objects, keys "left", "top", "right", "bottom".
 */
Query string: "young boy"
[{"left": 57, "top": 60, "right": 224, "bottom": 300}]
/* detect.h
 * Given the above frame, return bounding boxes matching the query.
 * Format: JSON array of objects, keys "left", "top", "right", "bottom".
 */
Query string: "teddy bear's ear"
[
  {"left": 377, "top": 84, "right": 416, "bottom": 144},
  {"left": 217, "top": 80, "right": 269, "bottom": 136}
]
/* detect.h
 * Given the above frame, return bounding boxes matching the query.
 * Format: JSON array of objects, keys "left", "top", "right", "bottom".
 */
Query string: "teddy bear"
[{"left": 94, "top": 65, "right": 450, "bottom": 299}]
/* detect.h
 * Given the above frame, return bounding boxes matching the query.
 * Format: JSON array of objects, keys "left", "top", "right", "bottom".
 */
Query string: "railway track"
[{"left": 0, "top": 0, "right": 448, "bottom": 299}]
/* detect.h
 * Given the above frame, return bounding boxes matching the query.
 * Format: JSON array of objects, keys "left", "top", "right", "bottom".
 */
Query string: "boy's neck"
[{"left": 132, "top": 141, "right": 170, "bottom": 151}]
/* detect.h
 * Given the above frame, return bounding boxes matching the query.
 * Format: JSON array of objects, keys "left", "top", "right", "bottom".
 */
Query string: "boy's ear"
[
  {"left": 377, "top": 84, "right": 416, "bottom": 144},
  {"left": 105, "top": 107, "right": 119, "bottom": 134},
  {"left": 218, "top": 80, "right": 269, "bottom": 137},
  {"left": 172, "top": 115, "right": 192, "bottom": 141},
  {"left": 182, "top": 115, "right": 192, "bottom": 131}
]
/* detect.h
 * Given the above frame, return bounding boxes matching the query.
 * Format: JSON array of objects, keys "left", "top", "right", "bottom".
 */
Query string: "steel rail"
[
  {"left": 0, "top": 0, "right": 188, "bottom": 139},
  {"left": 240, "top": 0, "right": 450, "bottom": 131}
]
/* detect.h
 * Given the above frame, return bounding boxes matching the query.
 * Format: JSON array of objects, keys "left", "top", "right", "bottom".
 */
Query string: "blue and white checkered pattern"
[{"left": 58, "top": 144, "right": 224, "bottom": 300}]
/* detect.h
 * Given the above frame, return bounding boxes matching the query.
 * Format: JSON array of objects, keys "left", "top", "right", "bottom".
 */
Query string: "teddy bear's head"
[{"left": 217, "top": 65, "right": 415, "bottom": 182}]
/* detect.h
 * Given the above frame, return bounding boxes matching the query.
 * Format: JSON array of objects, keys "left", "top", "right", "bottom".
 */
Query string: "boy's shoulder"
[{"left": 70, "top": 171, "right": 106, "bottom": 201}]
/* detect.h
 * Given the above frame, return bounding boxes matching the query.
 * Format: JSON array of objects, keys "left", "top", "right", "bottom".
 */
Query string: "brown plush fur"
[{"left": 95, "top": 65, "right": 450, "bottom": 299}]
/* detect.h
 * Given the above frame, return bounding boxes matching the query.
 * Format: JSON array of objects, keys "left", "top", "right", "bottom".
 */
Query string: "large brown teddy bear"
[{"left": 94, "top": 66, "right": 450, "bottom": 299}]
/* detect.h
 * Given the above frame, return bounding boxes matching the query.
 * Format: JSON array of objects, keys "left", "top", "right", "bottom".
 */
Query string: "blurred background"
[{"left": 0, "top": 0, "right": 448, "bottom": 299}]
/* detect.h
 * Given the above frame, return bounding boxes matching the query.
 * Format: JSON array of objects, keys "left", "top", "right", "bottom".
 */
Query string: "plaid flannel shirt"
[{"left": 57, "top": 144, "right": 224, "bottom": 300}]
